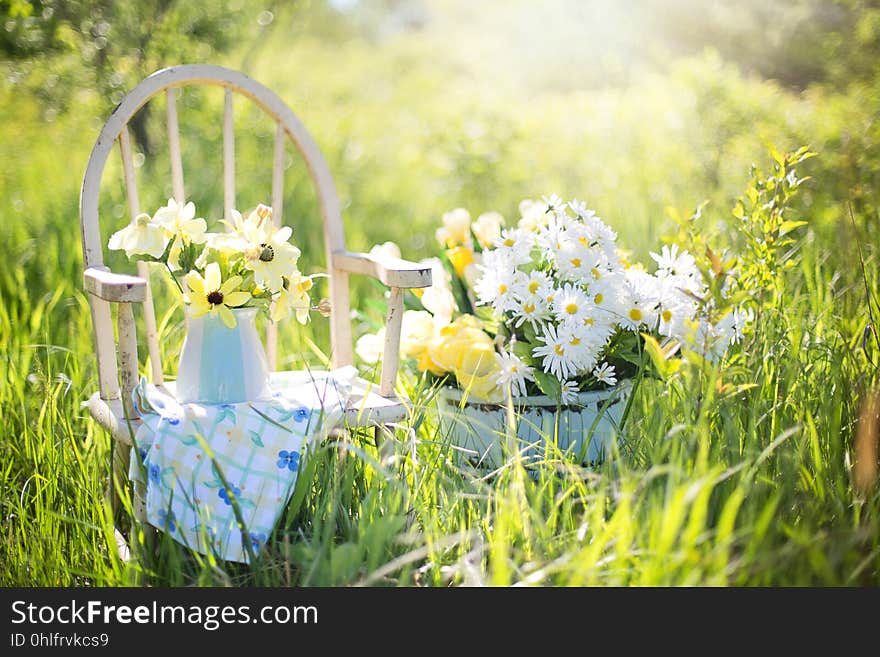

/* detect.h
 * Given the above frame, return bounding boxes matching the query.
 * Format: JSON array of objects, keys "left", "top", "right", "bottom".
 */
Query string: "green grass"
[
  {"left": 2, "top": 204, "right": 877, "bottom": 586},
  {"left": 2, "top": 2, "right": 879, "bottom": 586}
]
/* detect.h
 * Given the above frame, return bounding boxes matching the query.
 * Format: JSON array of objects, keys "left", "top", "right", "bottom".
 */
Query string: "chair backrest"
[{"left": 80, "top": 65, "right": 354, "bottom": 399}]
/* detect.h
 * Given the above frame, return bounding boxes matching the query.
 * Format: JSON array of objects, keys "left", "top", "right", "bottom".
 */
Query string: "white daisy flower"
[
  {"left": 492, "top": 228, "right": 535, "bottom": 266},
  {"left": 518, "top": 199, "right": 551, "bottom": 232},
  {"left": 619, "top": 271, "right": 661, "bottom": 331},
  {"left": 553, "top": 283, "right": 593, "bottom": 326},
  {"left": 510, "top": 295, "right": 549, "bottom": 328},
  {"left": 542, "top": 193, "right": 565, "bottom": 214},
  {"left": 714, "top": 307, "right": 753, "bottom": 346},
  {"left": 555, "top": 242, "right": 602, "bottom": 284},
  {"left": 593, "top": 362, "right": 617, "bottom": 386},
  {"left": 474, "top": 258, "right": 521, "bottom": 313},
  {"left": 586, "top": 272, "right": 627, "bottom": 319},
  {"left": 656, "top": 296, "right": 694, "bottom": 338},
  {"left": 533, "top": 323, "right": 580, "bottom": 380},
  {"left": 519, "top": 270, "right": 553, "bottom": 300},
  {"left": 650, "top": 244, "right": 698, "bottom": 279},
  {"left": 558, "top": 322, "right": 601, "bottom": 373},
  {"left": 494, "top": 349, "right": 534, "bottom": 398},
  {"left": 687, "top": 318, "right": 731, "bottom": 362},
  {"left": 559, "top": 380, "right": 579, "bottom": 404},
  {"left": 567, "top": 199, "right": 595, "bottom": 221}
]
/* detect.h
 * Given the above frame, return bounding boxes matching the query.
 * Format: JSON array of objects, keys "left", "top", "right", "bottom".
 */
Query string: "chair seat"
[{"left": 86, "top": 372, "right": 408, "bottom": 445}]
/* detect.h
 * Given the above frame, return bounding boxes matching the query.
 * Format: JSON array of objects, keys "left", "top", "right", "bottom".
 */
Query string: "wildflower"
[
  {"left": 619, "top": 270, "right": 660, "bottom": 331},
  {"left": 271, "top": 275, "right": 312, "bottom": 324},
  {"left": 492, "top": 228, "right": 534, "bottom": 266},
  {"left": 517, "top": 199, "right": 551, "bottom": 232},
  {"left": 650, "top": 244, "right": 698, "bottom": 279},
  {"left": 533, "top": 324, "right": 580, "bottom": 380},
  {"left": 473, "top": 256, "right": 521, "bottom": 313},
  {"left": 559, "top": 380, "right": 579, "bottom": 404},
  {"left": 472, "top": 211, "right": 505, "bottom": 249},
  {"left": 494, "top": 348, "right": 534, "bottom": 398},
  {"left": 435, "top": 208, "right": 472, "bottom": 248},
  {"left": 244, "top": 225, "right": 302, "bottom": 292},
  {"left": 108, "top": 212, "right": 168, "bottom": 259},
  {"left": 184, "top": 262, "right": 251, "bottom": 328},
  {"left": 152, "top": 198, "right": 208, "bottom": 270},
  {"left": 553, "top": 283, "right": 593, "bottom": 327},
  {"left": 593, "top": 362, "right": 617, "bottom": 386}
]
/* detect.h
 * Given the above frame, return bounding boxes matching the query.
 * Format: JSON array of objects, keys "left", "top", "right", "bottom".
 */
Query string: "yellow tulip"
[{"left": 447, "top": 246, "right": 475, "bottom": 278}]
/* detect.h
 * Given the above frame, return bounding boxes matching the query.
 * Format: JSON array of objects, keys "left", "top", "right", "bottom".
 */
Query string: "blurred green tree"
[{"left": 0, "top": 0, "right": 276, "bottom": 152}]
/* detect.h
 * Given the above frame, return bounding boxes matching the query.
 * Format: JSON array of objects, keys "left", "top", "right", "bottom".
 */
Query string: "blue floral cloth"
[{"left": 129, "top": 368, "right": 355, "bottom": 563}]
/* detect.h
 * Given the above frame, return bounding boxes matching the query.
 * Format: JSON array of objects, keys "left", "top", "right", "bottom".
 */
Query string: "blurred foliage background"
[
  {"left": 3, "top": 0, "right": 879, "bottom": 263},
  {"left": 2, "top": 0, "right": 880, "bottom": 586}
]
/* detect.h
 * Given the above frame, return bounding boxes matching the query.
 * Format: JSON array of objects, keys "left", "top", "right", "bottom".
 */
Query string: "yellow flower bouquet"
[{"left": 108, "top": 198, "right": 316, "bottom": 328}]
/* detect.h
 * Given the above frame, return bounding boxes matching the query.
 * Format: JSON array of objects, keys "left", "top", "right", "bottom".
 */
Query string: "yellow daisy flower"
[{"left": 184, "top": 262, "right": 251, "bottom": 328}]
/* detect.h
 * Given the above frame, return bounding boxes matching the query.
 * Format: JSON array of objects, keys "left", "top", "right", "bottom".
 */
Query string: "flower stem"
[
  {"left": 618, "top": 339, "right": 646, "bottom": 434},
  {"left": 166, "top": 263, "right": 185, "bottom": 295}
]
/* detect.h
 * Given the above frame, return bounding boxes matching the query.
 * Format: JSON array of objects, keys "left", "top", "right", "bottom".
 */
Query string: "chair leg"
[
  {"left": 132, "top": 469, "right": 155, "bottom": 571},
  {"left": 109, "top": 440, "right": 130, "bottom": 519}
]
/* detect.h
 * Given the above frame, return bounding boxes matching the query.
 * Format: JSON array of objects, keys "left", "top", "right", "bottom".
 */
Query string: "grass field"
[{"left": 1, "top": 1, "right": 879, "bottom": 586}]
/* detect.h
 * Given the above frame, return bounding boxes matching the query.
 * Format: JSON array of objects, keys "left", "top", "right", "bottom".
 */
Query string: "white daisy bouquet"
[
  {"left": 358, "top": 195, "right": 751, "bottom": 404},
  {"left": 107, "top": 198, "right": 316, "bottom": 328}
]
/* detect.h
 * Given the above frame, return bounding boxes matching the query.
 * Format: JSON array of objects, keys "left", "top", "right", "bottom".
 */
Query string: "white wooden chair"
[{"left": 80, "top": 64, "right": 431, "bottom": 540}]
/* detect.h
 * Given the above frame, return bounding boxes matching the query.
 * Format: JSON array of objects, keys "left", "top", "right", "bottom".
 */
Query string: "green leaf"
[
  {"left": 768, "top": 143, "right": 785, "bottom": 166},
  {"left": 474, "top": 305, "right": 496, "bottom": 322},
  {"left": 533, "top": 370, "right": 562, "bottom": 401},
  {"left": 778, "top": 220, "right": 807, "bottom": 237},
  {"left": 511, "top": 340, "right": 535, "bottom": 364},
  {"left": 642, "top": 333, "right": 668, "bottom": 378}
]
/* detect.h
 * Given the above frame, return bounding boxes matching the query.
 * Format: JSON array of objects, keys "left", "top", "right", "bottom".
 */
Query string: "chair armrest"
[
  {"left": 332, "top": 250, "right": 432, "bottom": 289},
  {"left": 84, "top": 266, "right": 147, "bottom": 303}
]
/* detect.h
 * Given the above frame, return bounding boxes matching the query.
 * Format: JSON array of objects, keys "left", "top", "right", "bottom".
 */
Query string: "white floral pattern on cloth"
[{"left": 129, "top": 367, "right": 356, "bottom": 563}]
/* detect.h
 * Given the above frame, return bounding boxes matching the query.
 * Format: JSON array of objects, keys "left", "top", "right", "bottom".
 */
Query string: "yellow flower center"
[
  {"left": 569, "top": 336, "right": 581, "bottom": 346},
  {"left": 511, "top": 365, "right": 518, "bottom": 373},
  {"left": 570, "top": 258, "right": 581, "bottom": 268},
  {"left": 629, "top": 308, "right": 643, "bottom": 321},
  {"left": 504, "top": 238, "right": 515, "bottom": 247},
  {"left": 554, "top": 344, "right": 565, "bottom": 356},
  {"left": 591, "top": 267, "right": 601, "bottom": 279},
  {"left": 523, "top": 302, "right": 535, "bottom": 314},
  {"left": 662, "top": 309, "right": 672, "bottom": 322},
  {"left": 546, "top": 295, "right": 555, "bottom": 303},
  {"left": 578, "top": 236, "right": 589, "bottom": 247},
  {"left": 528, "top": 280, "right": 540, "bottom": 294},
  {"left": 299, "top": 278, "right": 313, "bottom": 292},
  {"left": 583, "top": 317, "right": 594, "bottom": 326},
  {"left": 565, "top": 302, "right": 578, "bottom": 315},
  {"left": 498, "top": 283, "right": 508, "bottom": 294},
  {"left": 594, "top": 293, "right": 604, "bottom": 304}
]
